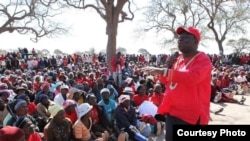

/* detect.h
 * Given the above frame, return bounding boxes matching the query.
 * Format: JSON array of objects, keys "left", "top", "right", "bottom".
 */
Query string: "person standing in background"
[{"left": 111, "top": 52, "right": 125, "bottom": 87}]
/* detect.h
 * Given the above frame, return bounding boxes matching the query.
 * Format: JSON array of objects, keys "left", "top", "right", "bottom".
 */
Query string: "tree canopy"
[
  {"left": 142, "top": 0, "right": 250, "bottom": 54},
  {"left": 63, "top": 0, "right": 135, "bottom": 70},
  {"left": 227, "top": 38, "right": 250, "bottom": 55},
  {"left": 0, "top": 0, "right": 68, "bottom": 42}
]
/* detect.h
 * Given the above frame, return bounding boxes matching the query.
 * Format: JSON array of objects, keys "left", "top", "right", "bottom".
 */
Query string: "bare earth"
[
  {"left": 210, "top": 94, "right": 250, "bottom": 125},
  {"left": 149, "top": 94, "right": 250, "bottom": 141}
]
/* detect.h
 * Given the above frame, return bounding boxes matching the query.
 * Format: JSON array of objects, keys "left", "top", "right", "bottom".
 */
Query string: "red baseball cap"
[{"left": 176, "top": 26, "right": 201, "bottom": 43}]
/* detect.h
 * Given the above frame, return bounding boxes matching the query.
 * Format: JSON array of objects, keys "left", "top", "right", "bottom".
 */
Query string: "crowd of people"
[
  {"left": 0, "top": 32, "right": 250, "bottom": 140},
  {"left": 0, "top": 48, "right": 171, "bottom": 141}
]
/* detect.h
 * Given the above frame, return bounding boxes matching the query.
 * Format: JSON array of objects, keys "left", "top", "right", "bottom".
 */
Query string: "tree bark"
[
  {"left": 217, "top": 40, "right": 224, "bottom": 55},
  {"left": 106, "top": 23, "right": 117, "bottom": 71}
]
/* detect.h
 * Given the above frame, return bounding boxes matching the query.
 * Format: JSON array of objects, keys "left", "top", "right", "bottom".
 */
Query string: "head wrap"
[
  {"left": 68, "top": 87, "right": 81, "bottom": 99},
  {"left": 60, "top": 84, "right": 69, "bottom": 90},
  {"left": 100, "top": 88, "right": 110, "bottom": 95},
  {"left": 118, "top": 95, "right": 130, "bottom": 104},
  {"left": 41, "top": 82, "right": 50, "bottom": 90},
  {"left": 55, "top": 81, "right": 63, "bottom": 88},
  {"left": 85, "top": 93, "right": 95, "bottom": 102},
  {"left": 74, "top": 84, "right": 85, "bottom": 91},
  {"left": 0, "top": 90, "right": 11, "bottom": 97},
  {"left": 14, "top": 116, "right": 32, "bottom": 129},
  {"left": 14, "top": 99, "right": 27, "bottom": 111},
  {"left": 69, "top": 87, "right": 80, "bottom": 94},
  {"left": 16, "top": 94, "right": 28, "bottom": 101},
  {"left": 63, "top": 99, "right": 75, "bottom": 109},
  {"left": 38, "top": 94, "right": 48, "bottom": 103},
  {"left": 48, "top": 104, "right": 64, "bottom": 117},
  {"left": 122, "top": 87, "right": 134, "bottom": 95},
  {"left": 0, "top": 83, "right": 8, "bottom": 90}
]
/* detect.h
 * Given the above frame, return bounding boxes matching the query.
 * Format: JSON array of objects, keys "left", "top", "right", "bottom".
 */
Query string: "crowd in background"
[{"left": 0, "top": 48, "right": 250, "bottom": 141}]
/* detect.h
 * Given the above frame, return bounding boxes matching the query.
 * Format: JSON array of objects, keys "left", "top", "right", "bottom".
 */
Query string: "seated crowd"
[
  {"left": 1, "top": 51, "right": 250, "bottom": 141},
  {"left": 0, "top": 62, "right": 166, "bottom": 141}
]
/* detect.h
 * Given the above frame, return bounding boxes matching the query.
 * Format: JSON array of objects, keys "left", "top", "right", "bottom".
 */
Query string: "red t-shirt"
[
  {"left": 150, "top": 93, "right": 164, "bottom": 107},
  {"left": 27, "top": 132, "right": 42, "bottom": 141},
  {"left": 65, "top": 110, "right": 77, "bottom": 124},
  {"left": 33, "top": 82, "right": 40, "bottom": 92},
  {"left": 91, "top": 107, "right": 99, "bottom": 124},
  {"left": 157, "top": 52, "right": 213, "bottom": 124},
  {"left": 133, "top": 94, "right": 149, "bottom": 107}
]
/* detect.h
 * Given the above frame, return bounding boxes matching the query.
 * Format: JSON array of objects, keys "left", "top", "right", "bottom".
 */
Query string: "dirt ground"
[{"left": 148, "top": 94, "right": 250, "bottom": 141}]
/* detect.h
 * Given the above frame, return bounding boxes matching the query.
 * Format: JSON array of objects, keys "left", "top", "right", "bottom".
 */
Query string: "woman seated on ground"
[
  {"left": 211, "top": 79, "right": 246, "bottom": 105},
  {"left": 35, "top": 82, "right": 55, "bottom": 104},
  {"left": 36, "top": 94, "right": 52, "bottom": 132},
  {"left": 14, "top": 116, "right": 42, "bottom": 141},
  {"left": 98, "top": 88, "right": 117, "bottom": 126},
  {"left": 149, "top": 83, "right": 164, "bottom": 107},
  {"left": 44, "top": 104, "right": 72, "bottom": 141},
  {"left": 133, "top": 85, "right": 149, "bottom": 107},
  {"left": 73, "top": 103, "right": 108, "bottom": 141},
  {"left": 5, "top": 99, "right": 36, "bottom": 127},
  {"left": 15, "top": 94, "right": 37, "bottom": 117},
  {"left": 86, "top": 94, "right": 112, "bottom": 138},
  {"left": 36, "top": 94, "right": 51, "bottom": 119},
  {"left": 63, "top": 99, "right": 78, "bottom": 124}
]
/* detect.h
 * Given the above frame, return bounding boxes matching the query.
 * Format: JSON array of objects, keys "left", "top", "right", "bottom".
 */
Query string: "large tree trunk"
[
  {"left": 105, "top": 7, "right": 119, "bottom": 72},
  {"left": 217, "top": 41, "right": 224, "bottom": 55},
  {"left": 106, "top": 24, "right": 117, "bottom": 72}
]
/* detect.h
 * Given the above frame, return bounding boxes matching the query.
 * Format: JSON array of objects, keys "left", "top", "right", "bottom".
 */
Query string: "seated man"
[{"left": 114, "top": 95, "right": 148, "bottom": 141}]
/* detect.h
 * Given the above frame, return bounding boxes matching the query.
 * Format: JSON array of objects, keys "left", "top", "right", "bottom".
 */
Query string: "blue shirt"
[{"left": 98, "top": 99, "right": 117, "bottom": 123}]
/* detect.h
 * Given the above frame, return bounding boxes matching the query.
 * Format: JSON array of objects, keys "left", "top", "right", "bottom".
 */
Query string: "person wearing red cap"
[
  {"left": 145, "top": 26, "right": 213, "bottom": 141},
  {"left": 111, "top": 52, "right": 125, "bottom": 87}
]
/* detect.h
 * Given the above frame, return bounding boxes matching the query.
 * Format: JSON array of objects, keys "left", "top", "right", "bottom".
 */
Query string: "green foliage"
[
  {"left": 53, "top": 49, "right": 65, "bottom": 56},
  {"left": 116, "top": 47, "right": 127, "bottom": 54},
  {"left": 138, "top": 48, "right": 150, "bottom": 55},
  {"left": 226, "top": 38, "right": 250, "bottom": 54}
]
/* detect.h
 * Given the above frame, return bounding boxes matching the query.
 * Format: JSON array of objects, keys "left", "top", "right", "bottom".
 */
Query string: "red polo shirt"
[
  {"left": 133, "top": 94, "right": 149, "bottom": 107},
  {"left": 150, "top": 92, "right": 165, "bottom": 107},
  {"left": 158, "top": 52, "right": 212, "bottom": 124}
]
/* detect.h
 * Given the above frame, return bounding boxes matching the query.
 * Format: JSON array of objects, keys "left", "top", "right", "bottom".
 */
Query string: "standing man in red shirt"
[
  {"left": 146, "top": 26, "right": 212, "bottom": 141},
  {"left": 111, "top": 52, "right": 125, "bottom": 87}
]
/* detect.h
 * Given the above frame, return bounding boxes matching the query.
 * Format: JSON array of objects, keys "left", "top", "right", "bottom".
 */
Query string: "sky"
[{"left": 0, "top": 1, "right": 221, "bottom": 55}]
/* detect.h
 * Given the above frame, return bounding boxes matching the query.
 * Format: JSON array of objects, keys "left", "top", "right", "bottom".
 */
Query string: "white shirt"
[
  {"left": 235, "top": 75, "right": 247, "bottom": 83},
  {"left": 27, "top": 60, "right": 33, "bottom": 69},
  {"left": 138, "top": 101, "right": 157, "bottom": 116},
  {"left": 54, "top": 93, "right": 67, "bottom": 106}
]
